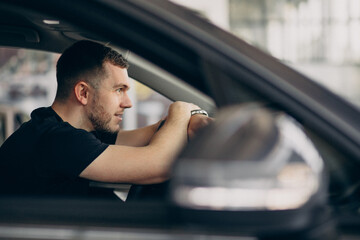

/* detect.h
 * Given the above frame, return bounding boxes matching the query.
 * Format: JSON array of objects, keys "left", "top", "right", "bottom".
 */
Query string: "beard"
[{"left": 88, "top": 94, "right": 120, "bottom": 134}]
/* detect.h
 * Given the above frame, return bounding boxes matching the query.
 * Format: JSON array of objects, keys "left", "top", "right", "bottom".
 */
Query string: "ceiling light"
[{"left": 43, "top": 20, "right": 60, "bottom": 25}]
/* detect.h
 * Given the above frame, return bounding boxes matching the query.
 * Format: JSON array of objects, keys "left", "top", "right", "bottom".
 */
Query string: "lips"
[{"left": 115, "top": 113, "right": 123, "bottom": 121}]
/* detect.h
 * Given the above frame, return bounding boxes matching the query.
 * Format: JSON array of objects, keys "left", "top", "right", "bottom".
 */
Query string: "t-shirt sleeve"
[{"left": 44, "top": 125, "right": 109, "bottom": 178}]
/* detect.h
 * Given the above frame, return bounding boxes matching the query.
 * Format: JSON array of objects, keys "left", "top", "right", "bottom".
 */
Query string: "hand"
[
  {"left": 187, "top": 114, "right": 213, "bottom": 139},
  {"left": 167, "top": 101, "right": 200, "bottom": 122}
]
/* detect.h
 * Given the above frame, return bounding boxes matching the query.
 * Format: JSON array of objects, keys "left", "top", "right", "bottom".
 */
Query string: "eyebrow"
[{"left": 113, "top": 83, "right": 130, "bottom": 90}]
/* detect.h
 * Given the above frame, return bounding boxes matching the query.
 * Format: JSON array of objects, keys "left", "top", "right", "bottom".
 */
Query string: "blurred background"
[
  {"left": 0, "top": 0, "right": 359, "bottom": 144},
  {"left": 172, "top": 0, "right": 360, "bottom": 107}
]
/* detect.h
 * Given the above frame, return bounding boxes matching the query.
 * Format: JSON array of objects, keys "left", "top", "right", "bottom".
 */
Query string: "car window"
[
  {"left": 122, "top": 80, "right": 172, "bottom": 130},
  {"left": 0, "top": 48, "right": 172, "bottom": 144}
]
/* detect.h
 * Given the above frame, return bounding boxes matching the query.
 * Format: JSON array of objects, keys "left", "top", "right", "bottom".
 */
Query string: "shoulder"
[
  {"left": 29, "top": 107, "right": 97, "bottom": 141},
  {"left": 46, "top": 123, "right": 99, "bottom": 145}
]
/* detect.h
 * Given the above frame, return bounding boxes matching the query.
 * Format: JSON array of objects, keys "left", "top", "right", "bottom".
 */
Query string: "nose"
[{"left": 120, "top": 91, "right": 132, "bottom": 109}]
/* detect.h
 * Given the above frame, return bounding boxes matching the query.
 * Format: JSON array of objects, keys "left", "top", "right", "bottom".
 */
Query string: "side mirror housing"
[{"left": 170, "top": 105, "right": 336, "bottom": 239}]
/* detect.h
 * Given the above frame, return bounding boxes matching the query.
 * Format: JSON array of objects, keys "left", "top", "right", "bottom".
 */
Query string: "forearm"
[
  {"left": 115, "top": 120, "right": 162, "bottom": 147},
  {"left": 125, "top": 117, "right": 189, "bottom": 183},
  {"left": 82, "top": 119, "right": 189, "bottom": 185},
  {"left": 116, "top": 110, "right": 190, "bottom": 183},
  {"left": 81, "top": 102, "right": 198, "bottom": 185},
  {"left": 148, "top": 116, "right": 189, "bottom": 163}
]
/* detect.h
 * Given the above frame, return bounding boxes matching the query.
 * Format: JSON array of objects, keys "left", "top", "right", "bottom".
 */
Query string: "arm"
[
  {"left": 80, "top": 101, "right": 199, "bottom": 184},
  {"left": 115, "top": 120, "right": 163, "bottom": 147},
  {"left": 116, "top": 111, "right": 212, "bottom": 147}
]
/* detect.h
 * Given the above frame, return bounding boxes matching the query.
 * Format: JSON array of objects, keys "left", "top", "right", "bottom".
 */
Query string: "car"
[{"left": 0, "top": 0, "right": 359, "bottom": 239}]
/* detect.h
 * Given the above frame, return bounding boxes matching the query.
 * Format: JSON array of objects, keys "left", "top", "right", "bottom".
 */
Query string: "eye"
[{"left": 116, "top": 88, "right": 123, "bottom": 93}]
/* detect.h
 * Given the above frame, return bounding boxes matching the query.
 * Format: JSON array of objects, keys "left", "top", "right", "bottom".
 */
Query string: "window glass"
[
  {"left": 0, "top": 48, "right": 172, "bottom": 144},
  {"left": 122, "top": 80, "right": 172, "bottom": 131},
  {"left": 0, "top": 48, "right": 58, "bottom": 143}
]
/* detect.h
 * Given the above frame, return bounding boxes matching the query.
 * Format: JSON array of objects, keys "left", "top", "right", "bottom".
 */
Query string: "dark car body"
[{"left": 0, "top": 0, "right": 359, "bottom": 239}]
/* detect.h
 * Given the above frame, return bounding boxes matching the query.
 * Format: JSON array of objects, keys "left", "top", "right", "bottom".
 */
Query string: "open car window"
[{"left": 0, "top": 47, "right": 173, "bottom": 142}]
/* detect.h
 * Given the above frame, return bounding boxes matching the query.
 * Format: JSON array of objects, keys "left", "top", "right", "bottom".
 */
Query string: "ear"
[{"left": 74, "top": 81, "right": 90, "bottom": 105}]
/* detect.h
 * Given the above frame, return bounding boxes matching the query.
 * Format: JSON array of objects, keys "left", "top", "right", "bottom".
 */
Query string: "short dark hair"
[{"left": 55, "top": 40, "right": 129, "bottom": 101}]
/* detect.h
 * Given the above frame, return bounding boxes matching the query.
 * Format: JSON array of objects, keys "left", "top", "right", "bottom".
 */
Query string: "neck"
[{"left": 51, "top": 99, "right": 93, "bottom": 131}]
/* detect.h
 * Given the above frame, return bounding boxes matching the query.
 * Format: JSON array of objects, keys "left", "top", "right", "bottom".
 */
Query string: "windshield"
[{"left": 172, "top": 0, "right": 360, "bottom": 109}]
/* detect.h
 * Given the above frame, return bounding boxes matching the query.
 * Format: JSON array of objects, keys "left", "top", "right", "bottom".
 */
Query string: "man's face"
[{"left": 88, "top": 62, "right": 132, "bottom": 134}]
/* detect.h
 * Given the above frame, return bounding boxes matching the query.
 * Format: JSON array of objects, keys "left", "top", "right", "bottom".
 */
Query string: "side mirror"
[{"left": 170, "top": 105, "right": 336, "bottom": 239}]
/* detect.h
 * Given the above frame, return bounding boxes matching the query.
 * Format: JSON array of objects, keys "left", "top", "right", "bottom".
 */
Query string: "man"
[{"left": 0, "top": 40, "right": 210, "bottom": 198}]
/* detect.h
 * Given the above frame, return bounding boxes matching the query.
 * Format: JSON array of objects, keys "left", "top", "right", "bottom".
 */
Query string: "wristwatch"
[{"left": 191, "top": 109, "right": 208, "bottom": 117}]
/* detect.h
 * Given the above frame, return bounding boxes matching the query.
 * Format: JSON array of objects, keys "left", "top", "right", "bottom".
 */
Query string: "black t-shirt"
[{"left": 0, "top": 107, "right": 117, "bottom": 198}]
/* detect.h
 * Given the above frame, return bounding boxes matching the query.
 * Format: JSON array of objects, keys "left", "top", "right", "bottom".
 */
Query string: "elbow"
[
  {"left": 154, "top": 160, "right": 173, "bottom": 183},
  {"left": 135, "top": 165, "right": 171, "bottom": 185},
  {"left": 153, "top": 169, "right": 171, "bottom": 184}
]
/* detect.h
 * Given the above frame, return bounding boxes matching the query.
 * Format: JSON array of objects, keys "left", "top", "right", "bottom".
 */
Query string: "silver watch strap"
[{"left": 191, "top": 109, "right": 208, "bottom": 117}]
